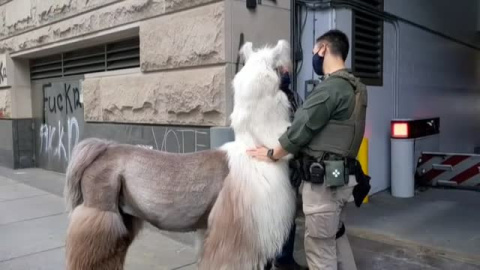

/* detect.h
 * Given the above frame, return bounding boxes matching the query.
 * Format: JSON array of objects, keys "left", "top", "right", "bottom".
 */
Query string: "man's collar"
[{"left": 322, "top": 68, "right": 351, "bottom": 80}]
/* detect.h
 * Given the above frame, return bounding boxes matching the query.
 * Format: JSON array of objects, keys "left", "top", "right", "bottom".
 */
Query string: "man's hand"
[{"left": 246, "top": 146, "right": 274, "bottom": 162}]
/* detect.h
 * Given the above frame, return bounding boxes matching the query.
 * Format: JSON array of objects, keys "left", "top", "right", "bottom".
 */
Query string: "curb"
[{"left": 347, "top": 227, "right": 480, "bottom": 267}]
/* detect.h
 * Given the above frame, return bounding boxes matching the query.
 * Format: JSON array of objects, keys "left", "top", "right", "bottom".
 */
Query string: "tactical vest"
[{"left": 303, "top": 70, "right": 368, "bottom": 159}]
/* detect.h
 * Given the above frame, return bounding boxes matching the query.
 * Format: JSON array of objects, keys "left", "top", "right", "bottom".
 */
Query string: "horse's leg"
[{"left": 65, "top": 205, "right": 142, "bottom": 270}]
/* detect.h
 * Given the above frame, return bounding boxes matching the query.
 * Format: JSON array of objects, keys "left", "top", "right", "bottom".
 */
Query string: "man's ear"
[
  {"left": 240, "top": 42, "right": 253, "bottom": 62},
  {"left": 319, "top": 43, "right": 327, "bottom": 57},
  {"left": 272, "top": 39, "right": 292, "bottom": 72}
]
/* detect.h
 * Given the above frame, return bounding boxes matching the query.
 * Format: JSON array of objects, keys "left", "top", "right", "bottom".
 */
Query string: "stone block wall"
[
  {"left": 0, "top": 51, "right": 11, "bottom": 118},
  {"left": 0, "top": 0, "right": 221, "bottom": 53},
  {"left": 0, "top": 0, "right": 291, "bottom": 127},
  {"left": 140, "top": 2, "right": 225, "bottom": 72},
  {"left": 0, "top": 89, "right": 11, "bottom": 118},
  {"left": 83, "top": 66, "right": 226, "bottom": 126}
]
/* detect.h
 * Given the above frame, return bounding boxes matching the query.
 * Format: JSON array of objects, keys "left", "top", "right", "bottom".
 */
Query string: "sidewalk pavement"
[
  {"left": 1, "top": 166, "right": 480, "bottom": 270},
  {"left": 0, "top": 170, "right": 196, "bottom": 270}
]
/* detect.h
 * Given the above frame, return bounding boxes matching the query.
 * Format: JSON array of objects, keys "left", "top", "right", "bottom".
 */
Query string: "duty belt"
[
  {"left": 290, "top": 153, "right": 351, "bottom": 185},
  {"left": 288, "top": 153, "right": 372, "bottom": 207}
]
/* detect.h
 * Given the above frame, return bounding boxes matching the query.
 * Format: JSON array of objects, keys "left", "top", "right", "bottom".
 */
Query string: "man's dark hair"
[{"left": 316, "top": 29, "right": 350, "bottom": 61}]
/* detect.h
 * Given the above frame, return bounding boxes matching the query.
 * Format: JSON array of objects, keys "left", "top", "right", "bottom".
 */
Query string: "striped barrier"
[{"left": 415, "top": 152, "right": 480, "bottom": 190}]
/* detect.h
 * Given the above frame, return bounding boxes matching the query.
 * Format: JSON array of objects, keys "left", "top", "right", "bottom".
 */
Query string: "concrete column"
[
  {"left": 9, "top": 57, "right": 33, "bottom": 119},
  {"left": 0, "top": 53, "right": 11, "bottom": 118},
  {"left": 0, "top": 52, "right": 33, "bottom": 119}
]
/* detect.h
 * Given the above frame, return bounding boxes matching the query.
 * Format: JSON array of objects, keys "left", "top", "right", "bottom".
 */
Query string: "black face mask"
[
  {"left": 312, "top": 53, "right": 324, "bottom": 76},
  {"left": 280, "top": 72, "right": 291, "bottom": 89}
]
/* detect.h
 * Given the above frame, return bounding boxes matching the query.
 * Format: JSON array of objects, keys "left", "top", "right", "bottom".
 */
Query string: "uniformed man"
[
  {"left": 270, "top": 69, "right": 306, "bottom": 270},
  {"left": 248, "top": 29, "right": 368, "bottom": 270}
]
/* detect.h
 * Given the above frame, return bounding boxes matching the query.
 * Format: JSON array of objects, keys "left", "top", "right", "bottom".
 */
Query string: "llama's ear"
[
  {"left": 273, "top": 39, "right": 292, "bottom": 72},
  {"left": 240, "top": 42, "right": 253, "bottom": 62}
]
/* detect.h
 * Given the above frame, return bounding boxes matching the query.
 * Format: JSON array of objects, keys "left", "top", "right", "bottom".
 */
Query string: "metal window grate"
[
  {"left": 352, "top": 0, "right": 383, "bottom": 86},
  {"left": 357, "top": 0, "right": 383, "bottom": 9},
  {"left": 30, "top": 37, "right": 140, "bottom": 80},
  {"left": 106, "top": 38, "right": 140, "bottom": 71}
]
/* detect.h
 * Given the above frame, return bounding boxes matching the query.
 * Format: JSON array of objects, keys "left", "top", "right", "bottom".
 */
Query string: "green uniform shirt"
[{"left": 279, "top": 73, "right": 356, "bottom": 155}]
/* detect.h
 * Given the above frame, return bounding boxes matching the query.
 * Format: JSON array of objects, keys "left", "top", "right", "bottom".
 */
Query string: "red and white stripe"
[{"left": 416, "top": 153, "right": 480, "bottom": 187}]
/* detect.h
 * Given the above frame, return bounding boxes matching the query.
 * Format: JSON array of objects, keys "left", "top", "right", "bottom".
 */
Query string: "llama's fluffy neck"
[
  {"left": 223, "top": 82, "right": 295, "bottom": 264},
  {"left": 230, "top": 64, "right": 291, "bottom": 149},
  {"left": 218, "top": 62, "right": 296, "bottom": 267}
]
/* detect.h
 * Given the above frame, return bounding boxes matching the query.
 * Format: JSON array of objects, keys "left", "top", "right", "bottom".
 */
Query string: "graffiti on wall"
[
  {"left": 35, "top": 81, "right": 211, "bottom": 174},
  {"left": 38, "top": 82, "right": 84, "bottom": 169},
  {"left": 0, "top": 54, "right": 7, "bottom": 87},
  {"left": 39, "top": 116, "right": 80, "bottom": 162},
  {"left": 85, "top": 123, "right": 210, "bottom": 154},
  {"left": 43, "top": 83, "right": 82, "bottom": 114},
  {"left": 0, "top": 54, "right": 9, "bottom": 118},
  {"left": 138, "top": 127, "right": 208, "bottom": 153},
  {"left": 0, "top": 62, "right": 6, "bottom": 85}
]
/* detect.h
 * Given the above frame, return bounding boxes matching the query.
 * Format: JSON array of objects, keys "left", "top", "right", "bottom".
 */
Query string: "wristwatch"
[{"left": 267, "top": 149, "right": 278, "bottom": 162}]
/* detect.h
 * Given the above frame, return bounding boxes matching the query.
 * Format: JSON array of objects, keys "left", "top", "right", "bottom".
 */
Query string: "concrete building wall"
[
  {"left": 0, "top": 0, "right": 291, "bottom": 126},
  {"left": 82, "top": 1, "right": 227, "bottom": 126},
  {"left": 0, "top": 0, "right": 217, "bottom": 52},
  {"left": 363, "top": 19, "right": 480, "bottom": 194},
  {"left": 368, "top": 0, "right": 480, "bottom": 193},
  {"left": 0, "top": 120, "right": 13, "bottom": 168},
  {"left": 0, "top": 0, "right": 291, "bottom": 170},
  {"left": 83, "top": 65, "right": 227, "bottom": 126},
  {"left": 0, "top": 51, "right": 13, "bottom": 118},
  {"left": 1, "top": 0, "right": 229, "bottom": 125},
  {"left": 0, "top": 89, "right": 10, "bottom": 117},
  {"left": 297, "top": 1, "right": 480, "bottom": 193},
  {"left": 385, "top": 0, "right": 480, "bottom": 46}
]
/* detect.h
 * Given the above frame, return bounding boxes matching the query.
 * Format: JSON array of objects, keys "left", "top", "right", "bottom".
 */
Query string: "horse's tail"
[{"left": 64, "top": 138, "right": 112, "bottom": 213}]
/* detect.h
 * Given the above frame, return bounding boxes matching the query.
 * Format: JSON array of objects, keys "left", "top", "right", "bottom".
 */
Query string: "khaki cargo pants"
[{"left": 302, "top": 176, "right": 357, "bottom": 270}]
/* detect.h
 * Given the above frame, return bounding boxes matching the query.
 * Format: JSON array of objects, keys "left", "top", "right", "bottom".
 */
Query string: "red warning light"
[{"left": 392, "top": 122, "right": 409, "bottom": 138}]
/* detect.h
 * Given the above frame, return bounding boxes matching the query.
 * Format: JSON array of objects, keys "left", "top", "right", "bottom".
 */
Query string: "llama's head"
[
  {"left": 240, "top": 39, "right": 291, "bottom": 75},
  {"left": 230, "top": 40, "right": 292, "bottom": 139},
  {"left": 233, "top": 40, "right": 292, "bottom": 101}
]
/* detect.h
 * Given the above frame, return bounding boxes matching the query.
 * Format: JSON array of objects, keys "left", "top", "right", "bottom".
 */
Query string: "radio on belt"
[{"left": 390, "top": 118, "right": 440, "bottom": 198}]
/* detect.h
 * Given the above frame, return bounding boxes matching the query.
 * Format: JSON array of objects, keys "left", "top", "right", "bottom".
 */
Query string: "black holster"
[
  {"left": 288, "top": 158, "right": 305, "bottom": 188},
  {"left": 289, "top": 155, "right": 325, "bottom": 187},
  {"left": 347, "top": 158, "right": 371, "bottom": 207}
]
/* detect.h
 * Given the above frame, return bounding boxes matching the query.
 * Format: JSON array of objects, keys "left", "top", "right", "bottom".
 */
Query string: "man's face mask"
[
  {"left": 312, "top": 45, "right": 325, "bottom": 76},
  {"left": 280, "top": 72, "right": 291, "bottom": 88}
]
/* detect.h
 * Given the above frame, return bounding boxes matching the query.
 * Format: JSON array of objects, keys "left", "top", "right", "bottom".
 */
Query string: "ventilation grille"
[
  {"left": 30, "top": 55, "right": 63, "bottom": 80},
  {"left": 352, "top": 0, "right": 383, "bottom": 86},
  {"left": 30, "top": 37, "right": 140, "bottom": 80},
  {"left": 358, "top": 0, "right": 383, "bottom": 9}
]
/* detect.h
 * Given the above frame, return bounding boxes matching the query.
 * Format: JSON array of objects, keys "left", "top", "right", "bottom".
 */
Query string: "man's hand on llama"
[
  {"left": 247, "top": 146, "right": 273, "bottom": 162},
  {"left": 247, "top": 145, "right": 289, "bottom": 162}
]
